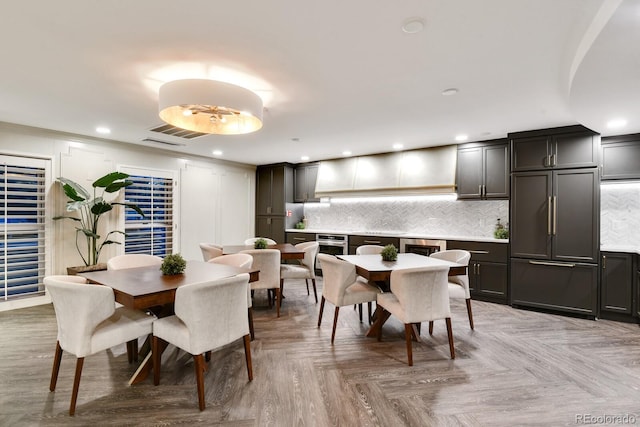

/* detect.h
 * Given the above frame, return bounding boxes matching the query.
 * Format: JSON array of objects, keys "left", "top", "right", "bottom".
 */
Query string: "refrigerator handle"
[
  {"left": 552, "top": 196, "right": 557, "bottom": 235},
  {"left": 547, "top": 196, "right": 552, "bottom": 235}
]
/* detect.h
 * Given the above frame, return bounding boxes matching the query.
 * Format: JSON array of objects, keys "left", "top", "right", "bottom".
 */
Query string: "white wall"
[{"left": 0, "top": 122, "right": 256, "bottom": 310}]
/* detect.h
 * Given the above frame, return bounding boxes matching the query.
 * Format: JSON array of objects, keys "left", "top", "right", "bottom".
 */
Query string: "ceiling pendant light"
[{"left": 158, "top": 79, "right": 263, "bottom": 135}]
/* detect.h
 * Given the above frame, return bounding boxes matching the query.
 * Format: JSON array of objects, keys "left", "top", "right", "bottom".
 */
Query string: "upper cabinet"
[
  {"left": 456, "top": 139, "right": 509, "bottom": 199},
  {"left": 510, "top": 125, "right": 599, "bottom": 172},
  {"left": 294, "top": 163, "right": 320, "bottom": 202},
  {"left": 601, "top": 134, "right": 640, "bottom": 180},
  {"left": 256, "top": 163, "right": 294, "bottom": 216}
]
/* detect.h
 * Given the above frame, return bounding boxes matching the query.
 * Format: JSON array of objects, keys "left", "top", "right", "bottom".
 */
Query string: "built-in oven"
[
  {"left": 400, "top": 238, "right": 447, "bottom": 256},
  {"left": 316, "top": 233, "right": 348, "bottom": 273}
]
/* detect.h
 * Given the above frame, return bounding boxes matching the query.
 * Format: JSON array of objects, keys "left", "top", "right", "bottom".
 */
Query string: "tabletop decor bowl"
[
  {"left": 160, "top": 253, "right": 187, "bottom": 275},
  {"left": 380, "top": 244, "right": 398, "bottom": 262},
  {"left": 254, "top": 238, "right": 268, "bottom": 249}
]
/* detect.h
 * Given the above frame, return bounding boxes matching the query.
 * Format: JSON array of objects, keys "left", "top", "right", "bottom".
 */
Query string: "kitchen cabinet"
[
  {"left": 349, "top": 235, "right": 399, "bottom": 255},
  {"left": 294, "top": 163, "right": 320, "bottom": 202},
  {"left": 511, "top": 126, "right": 599, "bottom": 172},
  {"left": 456, "top": 140, "right": 509, "bottom": 199},
  {"left": 286, "top": 231, "right": 316, "bottom": 245},
  {"left": 256, "top": 164, "right": 294, "bottom": 242},
  {"left": 256, "top": 216, "right": 286, "bottom": 244},
  {"left": 600, "top": 252, "right": 635, "bottom": 320},
  {"left": 447, "top": 240, "right": 508, "bottom": 304},
  {"left": 601, "top": 134, "right": 640, "bottom": 180}
]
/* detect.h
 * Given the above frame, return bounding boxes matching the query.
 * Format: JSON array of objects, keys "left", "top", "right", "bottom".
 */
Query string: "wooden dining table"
[
  {"left": 223, "top": 243, "right": 305, "bottom": 260},
  {"left": 80, "top": 260, "right": 258, "bottom": 384}
]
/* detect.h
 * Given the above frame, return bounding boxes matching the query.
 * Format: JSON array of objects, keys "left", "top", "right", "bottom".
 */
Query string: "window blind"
[
  {"left": 0, "top": 157, "right": 48, "bottom": 300},
  {"left": 124, "top": 175, "right": 173, "bottom": 257}
]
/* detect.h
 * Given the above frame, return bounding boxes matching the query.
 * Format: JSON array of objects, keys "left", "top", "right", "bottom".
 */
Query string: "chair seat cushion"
[
  {"left": 90, "top": 308, "right": 155, "bottom": 356},
  {"left": 448, "top": 282, "right": 467, "bottom": 299},
  {"left": 339, "top": 281, "right": 380, "bottom": 307},
  {"left": 280, "top": 264, "right": 313, "bottom": 279},
  {"left": 153, "top": 315, "right": 193, "bottom": 353}
]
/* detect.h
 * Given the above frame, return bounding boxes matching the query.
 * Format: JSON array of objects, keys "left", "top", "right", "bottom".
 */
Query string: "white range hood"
[{"left": 314, "top": 145, "right": 457, "bottom": 198}]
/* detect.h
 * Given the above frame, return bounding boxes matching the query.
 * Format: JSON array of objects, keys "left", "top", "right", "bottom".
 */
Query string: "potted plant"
[
  {"left": 380, "top": 244, "right": 398, "bottom": 262},
  {"left": 254, "top": 238, "right": 268, "bottom": 249},
  {"left": 160, "top": 254, "right": 187, "bottom": 275},
  {"left": 54, "top": 172, "right": 145, "bottom": 272}
]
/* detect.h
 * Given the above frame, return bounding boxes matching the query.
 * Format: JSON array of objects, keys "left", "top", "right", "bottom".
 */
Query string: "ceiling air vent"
[
  {"left": 149, "top": 123, "right": 208, "bottom": 139},
  {"left": 141, "top": 138, "right": 186, "bottom": 147}
]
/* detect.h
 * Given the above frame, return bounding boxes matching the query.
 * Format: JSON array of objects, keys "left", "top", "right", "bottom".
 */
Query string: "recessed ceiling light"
[
  {"left": 291, "top": 137, "right": 300, "bottom": 142},
  {"left": 392, "top": 143, "right": 404, "bottom": 150},
  {"left": 212, "top": 150, "right": 223, "bottom": 156},
  {"left": 96, "top": 126, "right": 111, "bottom": 135},
  {"left": 607, "top": 118, "right": 627, "bottom": 129},
  {"left": 301, "top": 155, "right": 310, "bottom": 161},
  {"left": 455, "top": 134, "right": 468, "bottom": 142},
  {"left": 442, "top": 88, "right": 459, "bottom": 96},
  {"left": 402, "top": 17, "right": 425, "bottom": 34},
  {"left": 342, "top": 150, "right": 352, "bottom": 157}
]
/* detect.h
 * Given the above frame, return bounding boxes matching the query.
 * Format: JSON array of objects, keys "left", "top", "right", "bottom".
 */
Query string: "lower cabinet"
[
  {"left": 256, "top": 216, "right": 285, "bottom": 244},
  {"left": 349, "top": 235, "right": 399, "bottom": 255},
  {"left": 285, "top": 232, "right": 316, "bottom": 245},
  {"left": 600, "top": 252, "right": 637, "bottom": 322},
  {"left": 446, "top": 240, "right": 509, "bottom": 304},
  {"left": 510, "top": 258, "right": 598, "bottom": 317}
]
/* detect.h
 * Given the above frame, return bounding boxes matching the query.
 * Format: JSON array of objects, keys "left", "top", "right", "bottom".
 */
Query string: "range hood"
[{"left": 315, "top": 145, "right": 457, "bottom": 198}]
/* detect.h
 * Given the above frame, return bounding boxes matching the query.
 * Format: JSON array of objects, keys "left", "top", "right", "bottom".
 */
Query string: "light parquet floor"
[{"left": 1, "top": 278, "right": 640, "bottom": 426}]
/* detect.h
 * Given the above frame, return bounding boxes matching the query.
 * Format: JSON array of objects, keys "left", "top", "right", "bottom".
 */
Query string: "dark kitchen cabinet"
[
  {"left": 457, "top": 140, "right": 509, "bottom": 199},
  {"left": 447, "top": 240, "right": 508, "bottom": 304},
  {"left": 600, "top": 252, "right": 635, "bottom": 319},
  {"left": 256, "top": 164, "right": 294, "bottom": 242},
  {"left": 286, "top": 231, "right": 316, "bottom": 245},
  {"left": 601, "top": 134, "right": 640, "bottom": 180},
  {"left": 294, "top": 163, "right": 320, "bottom": 202},
  {"left": 349, "top": 235, "right": 399, "bottom": 255},
  {"left": 256, "top": 216, "right": 286, "bottom": 244},
  {"left": 511, "top": 126, "right": 599, "bottom": 172}
]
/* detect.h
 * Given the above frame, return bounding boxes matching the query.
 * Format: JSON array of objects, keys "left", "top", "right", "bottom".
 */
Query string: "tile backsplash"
[
  {"left": 303, "top": 197, "right": 508, "bottom": 239},
  {"left": 601, "top": 182, "right": 640, "bottom": 246}
]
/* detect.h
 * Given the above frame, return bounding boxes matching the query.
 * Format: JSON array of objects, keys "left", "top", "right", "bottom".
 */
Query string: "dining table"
[
  {"left": 223, "top": 243, "right": 305, "bottom": 260},
  {"left": 80, "top": 260, "right": 258, "bottom": 384}
]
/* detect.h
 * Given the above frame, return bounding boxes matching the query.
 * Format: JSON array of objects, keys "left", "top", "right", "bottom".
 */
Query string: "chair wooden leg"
[
  {"left": 280, "top": 279, "right": 284, "bottom": 304},
  {"left": 69, "top": 357, "right": 84, "bottom": 416},
  {"left": 126, "top": 341, "right": 133, "bottom": 363},
  {"left": 317, "top": 296, "right": 325, "bottom": 327},
  {"left": 331, "top": 306, "right": 340, "bottom": 344},
  {"left": 50, "top": 341, "right": 63, "bottom": 392},
  {"left": 305, "top": 278, "right": 310, "bottom": 295},
  {"left": 311, "top": 278, "right": 318, "bottom": 303},
  {"left": 193, "top": 354, "right": 206, "bottom": 411},
  {"left": 367, "top": 302, "right": 373, "bottom": 324},
  {"left": 358, "top": 303, "right": 363, "bottom": 322},
  {"left": 276, "top": 287, "right": 281, "bottom": 317},
  {"left": 404, "top": 324, "right": 414, "bottom": 366},
  {"left": 248, "top": 307, "right": 255, "bottom": 341},
  {"left": 466, "top": 298, "right": 474, "bottom": 330},
  {"left": 205, "top": 351, "right": 211, "bottom": 362},
  {"left": 243, "top": 334, "right": 253, "bottom": 381},
  {"left": 152, "top": 335, "right": 162, "bottom": 386},
  {"left": 445, "top": 317, "right": 455, "bottom": 360},
  {"left": 428, "top": 321, "right": 434, "bottom": 335}
]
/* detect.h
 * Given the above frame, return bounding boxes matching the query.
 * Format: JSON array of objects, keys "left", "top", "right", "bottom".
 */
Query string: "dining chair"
[
  {"left": 355, "top": 244, "right": 385, "bottom": 255},
  {"left": 208, "top": 253, "right": 256, "bottom": 339},
  {"left": 280, "top": 241, "right": 319, "bottom": 303},
  {"left": 375, "top": 265, "right": 454, "bottom": 366},
  {"left": 429, "top": 249, "right": 473, "bottom": 331},
  {"left": 239, "top": 249, "right": 282, "bottom": 317},
  {"left": 106, "top": 253, "right": 163, "bottom": 270},
  {"left": 316, "top": 254, "right": 381, "bottom": 344},
  {"left": 44, "top": 275, "right": 155, "bottom": 415},
  {"left": 152, "top": 273, "right": 253, "bottom": 411},
  {"left": 244, "top": 237, "right": 277, "bottom": 245},
  {"left": 199, "top": 243, "right": 224, "bottom": 261}
]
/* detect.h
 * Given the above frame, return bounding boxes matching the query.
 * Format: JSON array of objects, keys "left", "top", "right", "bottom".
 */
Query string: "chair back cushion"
[
  {"left": 199, "top": 243, "right": 223, "bottom": 261},
  {"left": 44, "top": 275, "right": 115, "bottom": 356},
  {"left": 389, "top": 266, "right": 450, "bottom": 323},
  {"left": 244, "top": 237, "right": 277, "bottom": 245},
  {"left": 107, "top": 254, "right": 163, "bottom": 270},
  {"left": 239, "top": 249, "right": 280, "bottom": 290},
  {"left": 430, "top": 250, "right": 471, "bottom": 297},
  {"left": 209, "top": 253, "right": 253, "bottom": 269},
  {"left": 356, "top": 245, "right": 384, "bottom": 255},
  {"left": 317, "top": 254, "right": 357, "bottom": 305},
  {"left": 296, "top": 241, "right": 319, "bottom": 270},
  {"left": 171, "top": 273, "right": 250, "bottom": 354}
]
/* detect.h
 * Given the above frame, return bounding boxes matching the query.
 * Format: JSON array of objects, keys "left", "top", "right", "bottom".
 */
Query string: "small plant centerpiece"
[
  {"left": 160, "top": 254, "right": 187, "bottom": 275},
  {"left": 254, "top": 238, "right": 268, "bottom": 249},
  {"left": 54, "top": 172, "right": 145, "bottom": 269},
  {"left": 380, "top": 244, "right": 398, "bottom": 262}
]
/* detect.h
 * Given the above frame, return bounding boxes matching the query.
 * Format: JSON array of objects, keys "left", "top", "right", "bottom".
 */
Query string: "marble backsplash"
[
  {"left": 601, "top": 182, "right": 640, "bottom": 246},
  {"left": 303, "top": 197, "right": 509, "bottom": 239}
]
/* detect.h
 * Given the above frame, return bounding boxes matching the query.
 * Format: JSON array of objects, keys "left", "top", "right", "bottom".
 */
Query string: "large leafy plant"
[{"left": 54, "top": 172, "right": 145, "bottom": 266}]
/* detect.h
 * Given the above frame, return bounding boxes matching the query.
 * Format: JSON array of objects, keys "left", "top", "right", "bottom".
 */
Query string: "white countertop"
[
  {"left": 286, "top": 228, "right": 509, "bottom": 244},
  {"left": 601, "top": 245, "right": 640, "bottom": 255}
]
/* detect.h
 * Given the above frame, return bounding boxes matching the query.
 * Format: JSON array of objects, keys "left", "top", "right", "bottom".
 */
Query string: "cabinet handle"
[
  {"left": 267, "top": 217, "right": 271, "bottom": 225},
  {"left": 293, "top": 237, "right": 306, "bottom": 241},
  {"left": 364, "top": 240, "right": 381, "bottom": 244},
  {"left": 477, "top": 263, "right": 480, "bottom": 274},
  {"left": 482, "top": 184, "right": 486, "bottom": 197},
  {"left": 551, "top": 154, "right": 557, "bottom": 167},
  {"left": 547, "top": 196, "right": 552, "bottom": 235},
  {"left": 552, "top": 196, "right": 557, "bottom": 235},
  {"left": 602, "top": 255, "right": 606, "bottom": 269},
  {"left": 267, "top": 206, "right": 272, "bottom": 214},
  {"left": 544, "top": 155, "right": 549, "bottom": 167},
  {"left": 479, "top": 184, "right": 482, "bottom": 196},
  {"left": 468, "top": 250, "right": 489, "bottom": 254},
  {"left": 529, "top": 260, "right": 575, "bottom": 268}
]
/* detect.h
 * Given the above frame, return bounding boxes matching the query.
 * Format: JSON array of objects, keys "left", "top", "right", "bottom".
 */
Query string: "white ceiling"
[{"left": 0, "top": 0, "right": 637, "bottom": 166}]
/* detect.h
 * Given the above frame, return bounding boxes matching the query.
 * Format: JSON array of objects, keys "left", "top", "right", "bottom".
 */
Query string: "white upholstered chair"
[
  {"left": 375, "top": 265, "right": 454, "bottom": 366},
  {"left": 429, "top": 249, "right": 473, "bottom": 330},
  {"left": 209, "top": 253, "right": 255, "bottom": 339},
  {"left": 317, "top": 254, "right": 381, "bottom": 344},
  {"left": 152, "top": 273, "right": 253, "bottom": 411},
  {"left": 199, "top": 243, "right": 223, "bottom": 261},
  {"left": 356, "top": 244, "right": 385, "bottom": 255},
  {"left": 280, "top": 241, "right": 319, "bottom": 303},
  {"left": 239, "top": 249, "right": 282, "bottom": 317},
  {"left": 244, "top": 237, "right": 277, "bottom": 245},
  {"left": 107, "top": 254, "right": 163, "bottom": 270},
  {"left": 44, "top": 275, "right": 155, "bottom": 415}
]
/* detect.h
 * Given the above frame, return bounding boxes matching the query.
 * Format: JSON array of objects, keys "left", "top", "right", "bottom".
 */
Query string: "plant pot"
[{"left": 66, "top": 263, "right": 108, "bottom": 276}]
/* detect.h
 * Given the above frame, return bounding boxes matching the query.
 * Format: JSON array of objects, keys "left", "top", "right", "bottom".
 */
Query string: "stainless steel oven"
[
  {"left": 316, "top": 233, "right": 348, "bottom": 273},
  {"left": 400, "top": 238, "right": 446, "bottom": 256}
]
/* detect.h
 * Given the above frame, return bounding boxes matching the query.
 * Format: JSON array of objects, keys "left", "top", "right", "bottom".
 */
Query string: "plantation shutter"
[{"left": 0, "top": 155, "right": 49, "bottom": 300}]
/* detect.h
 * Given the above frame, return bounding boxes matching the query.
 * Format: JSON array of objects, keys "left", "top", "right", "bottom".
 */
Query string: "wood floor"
[{"left": 2, "top": 278, "right": 640, "bottom": 426}]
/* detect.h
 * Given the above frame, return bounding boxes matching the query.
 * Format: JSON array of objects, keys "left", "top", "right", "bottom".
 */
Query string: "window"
[
  {"left": 0, "top": 156, "right": 49, "bottom": 300},
  {"left": 123, "top": 173, "right": 174, "bottom": 257}
]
